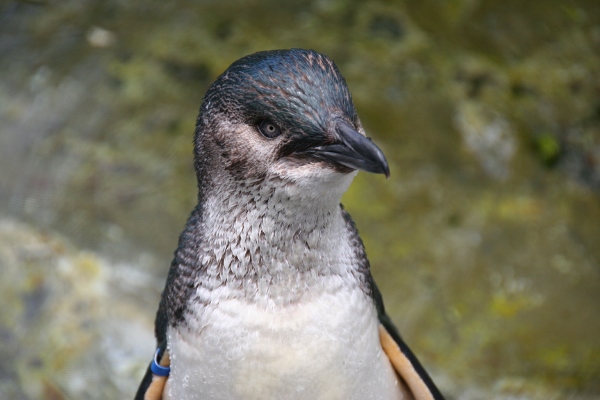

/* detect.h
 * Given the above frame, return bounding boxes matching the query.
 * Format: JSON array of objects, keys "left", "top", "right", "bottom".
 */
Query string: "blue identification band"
[{"left": 151, "top": 348, "right": 170, "bottom": 377}]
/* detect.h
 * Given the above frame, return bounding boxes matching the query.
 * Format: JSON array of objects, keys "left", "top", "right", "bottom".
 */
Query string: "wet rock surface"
[
  {"left": 0, "top": 0, "right": 599, "bottom": 398},
  {"left": 0, "top": 219, "right": 158, "bottom": 399}
]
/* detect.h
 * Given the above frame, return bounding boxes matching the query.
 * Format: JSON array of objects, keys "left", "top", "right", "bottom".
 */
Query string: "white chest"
[{"left": 164, "top": 286, "right": 403, "bottom": 400}]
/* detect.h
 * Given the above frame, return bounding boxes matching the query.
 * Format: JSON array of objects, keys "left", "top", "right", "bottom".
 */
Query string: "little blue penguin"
[{"left": 135, "top": 48, "right": 445, "bottom": 400}]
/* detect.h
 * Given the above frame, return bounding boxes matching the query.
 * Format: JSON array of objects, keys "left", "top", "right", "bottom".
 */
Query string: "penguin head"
[{"left": 194, "top": 49, "right": 389, "bottom": 197}]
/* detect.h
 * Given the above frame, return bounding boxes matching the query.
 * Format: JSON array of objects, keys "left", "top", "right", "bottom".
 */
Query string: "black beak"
[{"left": 303, "top": 120, "right": 390, "bottom": 177}]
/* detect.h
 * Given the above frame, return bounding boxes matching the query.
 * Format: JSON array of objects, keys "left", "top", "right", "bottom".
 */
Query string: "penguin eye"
[{"left": 257, "top": 120, "right": 281, "bottom": 139}]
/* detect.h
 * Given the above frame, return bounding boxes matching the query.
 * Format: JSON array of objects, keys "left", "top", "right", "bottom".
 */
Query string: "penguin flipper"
[
  {"left": 371, "top": 278, "right": 445, "bottom": 400},
  {"left": 134, "top": 364, "right": 153, "bottom": 400},
  {"left": 339, "top": 206, "right": 445, "bottom": 399},
  {"left": 134, "top": 347, "right": 170, "bottom": 400},
  {"left": 378, "top": 324, "right": 441, "bottom": 400}
]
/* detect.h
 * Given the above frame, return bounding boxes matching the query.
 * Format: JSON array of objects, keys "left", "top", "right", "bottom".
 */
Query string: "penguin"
[{"left": 135, "top": 49, "right": 445, "bottom": 400}]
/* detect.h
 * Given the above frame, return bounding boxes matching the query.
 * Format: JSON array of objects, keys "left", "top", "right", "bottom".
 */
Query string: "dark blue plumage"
[{"left": 202, "top": 49, "right": 357, "bottom": 135}]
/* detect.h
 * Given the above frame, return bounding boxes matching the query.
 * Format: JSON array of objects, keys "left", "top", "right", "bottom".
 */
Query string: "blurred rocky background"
[{"left": 1, "top": 0, "right": 599, "bottom": 398}]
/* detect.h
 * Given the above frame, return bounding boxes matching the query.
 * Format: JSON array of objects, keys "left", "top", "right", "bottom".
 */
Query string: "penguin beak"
[{"left": 303, "top": 120, "right": 390, "bottom": 177}]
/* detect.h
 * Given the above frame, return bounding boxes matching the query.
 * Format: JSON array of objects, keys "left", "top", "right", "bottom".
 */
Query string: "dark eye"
[{"left": 257, "top": 120, "right": 281, "bottom": 139}]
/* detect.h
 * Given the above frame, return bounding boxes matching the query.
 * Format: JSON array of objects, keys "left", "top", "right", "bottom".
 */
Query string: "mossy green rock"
[{"left": 0, "top": 0, "right": 599, "bottom": 398}]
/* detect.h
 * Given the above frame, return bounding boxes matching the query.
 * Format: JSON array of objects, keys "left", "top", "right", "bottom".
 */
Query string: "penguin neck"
[{"left": 192, "top": 171, "right": 359, "bottom": 304}]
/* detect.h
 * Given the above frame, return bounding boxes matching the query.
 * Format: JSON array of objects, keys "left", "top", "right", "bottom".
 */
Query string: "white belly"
[{"left": 163, "top": 287, "right": 404, "bottom": 400}]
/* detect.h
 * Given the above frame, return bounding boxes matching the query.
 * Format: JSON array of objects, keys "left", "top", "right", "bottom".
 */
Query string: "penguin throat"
[{"left": 192, "top": 177, "right": 356, "bottom": 303}]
